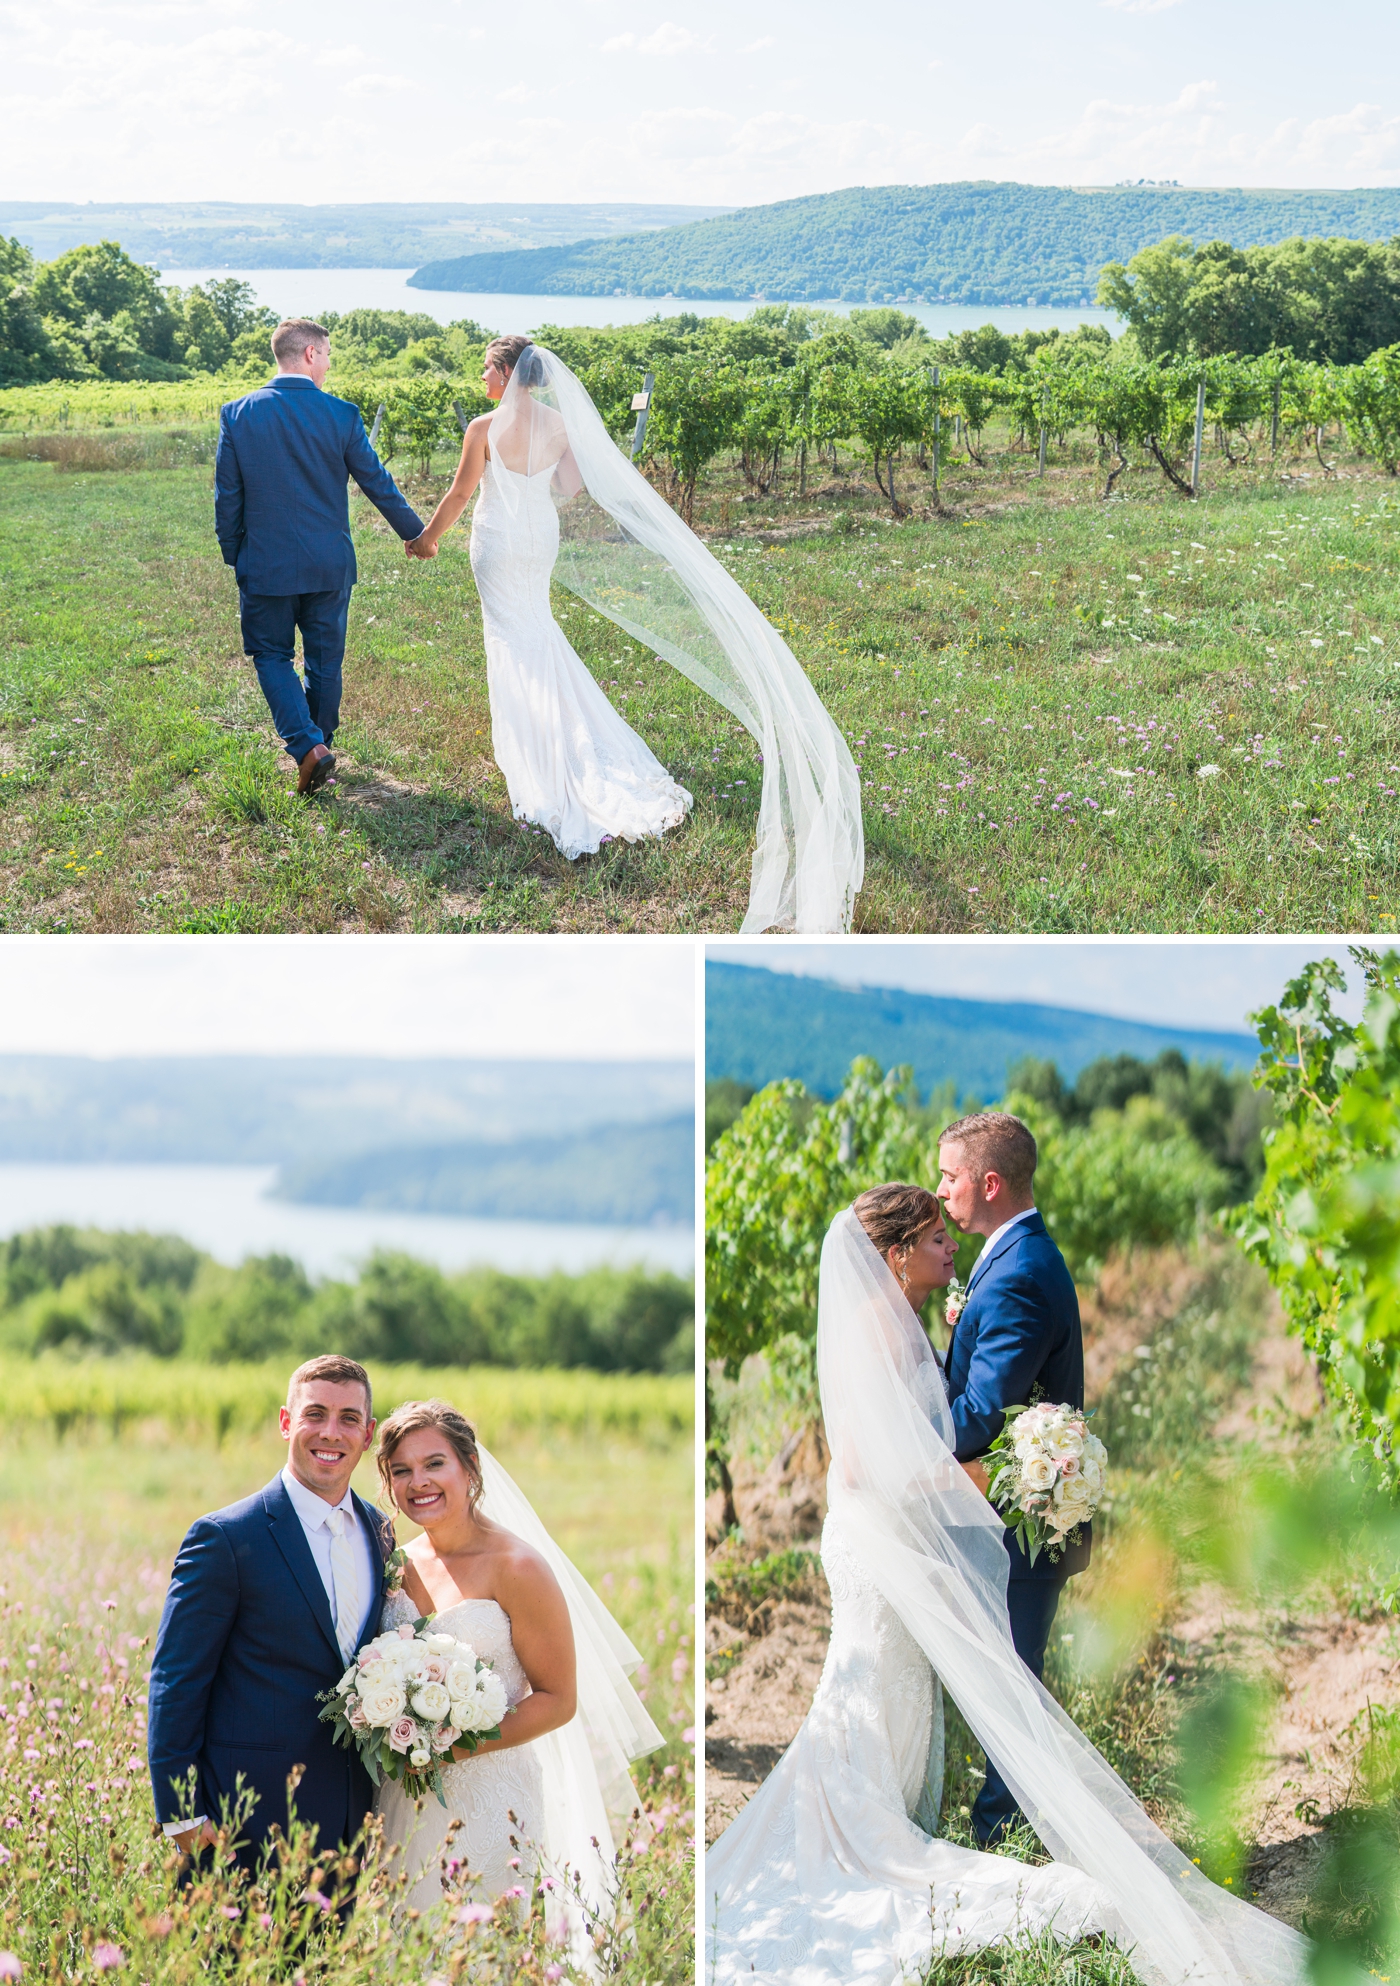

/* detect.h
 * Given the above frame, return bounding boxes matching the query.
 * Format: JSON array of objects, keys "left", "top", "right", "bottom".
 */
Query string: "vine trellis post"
[
  {"left": 629, "top": 372, "right": 655, "bottom": 461},
  {"left": 929, "top": 365, "right": 940, "bottom": 493},
  {"left": 1190, "top": 377, "right": 1206, "bottom": 497}
]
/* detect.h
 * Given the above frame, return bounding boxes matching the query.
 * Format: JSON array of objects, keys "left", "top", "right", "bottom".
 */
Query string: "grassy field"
[
  {"left": 0, "top": 1383, "right": 694, "bottom": 1983},
  {"left": 1, "top": 423, "right": 1397, "bottom": 932}
]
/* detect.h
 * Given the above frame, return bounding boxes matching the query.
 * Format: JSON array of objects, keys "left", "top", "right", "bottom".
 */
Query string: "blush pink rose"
[
  {"left": 397, "top": 1625, "right": 415, "bottom": 1641},
  {"left": 422, "top": 1657, "right": 447, "bottom": 1684},
  {"left": 387, "top": 1715, "right": 417, "bottom": 1754},
  {"left": 347, "top": 1700, "right": 368, "bottom": 1730},
  {"left": 357, "top": 1649, "right": 382, "bottom": 1668}
]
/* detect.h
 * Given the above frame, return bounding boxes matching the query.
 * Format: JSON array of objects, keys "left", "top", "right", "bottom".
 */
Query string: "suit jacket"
[
  {"left": 214, "top": 374, "right": 424, "bottom": 595},
  {"left": 943, "top": 1210, "right": 1090, "bottom": 1583},
  {"left": 147, "top": 1474, "right": 393, "bottom": 1859}
]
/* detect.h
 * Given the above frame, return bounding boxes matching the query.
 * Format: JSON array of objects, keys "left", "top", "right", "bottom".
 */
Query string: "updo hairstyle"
[
  {"left": 852, "top": 1182, "right": 942, "bottom": 1258},
  {"left": 376, "top": 1398, "right": 485, "bottom": 1518},
  {"left": 484, "top": 333, "right": 534, "bottom": 379}
]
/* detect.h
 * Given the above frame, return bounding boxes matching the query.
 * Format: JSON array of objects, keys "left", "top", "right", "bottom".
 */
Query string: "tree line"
[
  {"left": 0, "top": 1225, "right": 694, "bottom": 1374},
  {"left": 705, "top": 1046, "right": 1265, "bottom": 1374}
]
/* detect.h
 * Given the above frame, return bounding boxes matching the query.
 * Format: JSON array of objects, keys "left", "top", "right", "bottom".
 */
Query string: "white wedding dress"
[
  {"left": 473, "top": 348, "right": 864, "bottom": 931},
  {"left": 368, "top": 1446, "right": 663, "bottom": 1939},
  {"left": 374, "top": 1589, "right": 546, "bottom": 1911},
  {"left": 709, "top": 1211, "right": 1312, "bottom": 1986},
  {"left": 709, "top": 1519, "right": 1103, "bottom": 1984},
  {"left": 470, "top": 453, "right": 693, "bottom": 857}
]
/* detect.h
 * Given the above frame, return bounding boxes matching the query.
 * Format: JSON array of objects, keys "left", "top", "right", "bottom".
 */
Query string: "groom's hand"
[
  {"left": 405, "top": 534, "right": 437, "bottom": 560},
  {"left": 172, "top": 1820, "right": 217, "bottom": 1858},
  {"left": 959, "top": 1458, "right": 990, "bottom": 1497}
]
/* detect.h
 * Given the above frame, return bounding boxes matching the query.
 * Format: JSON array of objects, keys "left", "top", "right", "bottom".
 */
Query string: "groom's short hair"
[
  {"left": 288, "top": 1353, "right": 372, "bottom": 1416},
  {"left": 939, "top": 1111, "right": 1037, "bottom": 1195},
  {"left": 271, "top": 317, "right": 329, "bottom": 363}
]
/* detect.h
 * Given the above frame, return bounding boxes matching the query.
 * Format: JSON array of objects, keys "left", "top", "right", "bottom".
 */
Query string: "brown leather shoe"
[{"left": 297, "top": 743, "right": 336, "bottom": 796}]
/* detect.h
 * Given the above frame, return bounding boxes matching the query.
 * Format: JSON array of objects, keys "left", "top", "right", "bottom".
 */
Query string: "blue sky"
[
  {"left": 706, "top": 940, "right": 1368, "bottom": 1033},
  {"left": 0, "top": 938, "right": 696, "bottom": 1060},
  {"left": 2, "top": 0, "right": 1397, "bottom": 205}
]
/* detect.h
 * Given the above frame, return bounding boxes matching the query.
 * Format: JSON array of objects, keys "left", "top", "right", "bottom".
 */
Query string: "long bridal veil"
[
  {"left": 716, "top": 1209, "right": 1311, "bottom": 1986},
  {"left": 487, "top": 347, "right": 864, "bottom": 933},
  {"left": 473, "top": 1444, "right": 663, "bottom": 1921}
]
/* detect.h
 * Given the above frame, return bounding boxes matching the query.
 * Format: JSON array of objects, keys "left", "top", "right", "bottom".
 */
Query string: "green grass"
[{"left": 2, "top": 427, "right": 1397, "bottom": 930}]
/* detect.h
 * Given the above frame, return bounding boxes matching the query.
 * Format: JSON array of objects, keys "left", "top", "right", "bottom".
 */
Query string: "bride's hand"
[
  {"left": 959, "top": 1458, "right": 990, "bottom": 1497},
  {"left": 405, "top": 534, "right": 437, "bottom": 560}
]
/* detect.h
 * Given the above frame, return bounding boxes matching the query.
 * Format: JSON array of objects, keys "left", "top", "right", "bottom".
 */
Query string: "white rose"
[
  {"left": 1048, "top": 1428, "right": 1085, "bottom": 1462},
  {"left": 423, "top": 1633, "right": 458, "bottom": 1656},
  {"left": 358, "top": 1676, "right": 407, "bottom": 1727},
  {"left": 449, "top": 1640, "right": 477, "bottom": 1666},
  {"left": 335, "top": 1666, "right": 358, "bottom": 1696},
  {"left": 1021, "top": 1454, "right": 1056, "bottom": 1492},
  {"left": 448, "top": 1695, "right": 475, "bottom": 1731},
  {"left": 409, "top": 1748, "right": 431, "bottom": 1769},
  {"left": 411, "top": 1680, "right": 451, "bottom": 1722},
  {"left": 445, "top": 1661, "right": 479, "bottom": 1698},
  {"left": 1080, "top": 1457, "right": 1103, "bottom": 1493},
  {"left": 1059, "top": 1475, "right": 1092, "bottom": 1509}
]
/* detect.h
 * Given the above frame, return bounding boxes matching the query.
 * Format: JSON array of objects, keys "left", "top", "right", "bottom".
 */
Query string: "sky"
[
  {"left": 706, "top": 939, "right": 1367, "bottom": 1032},
  {"left": 2, "top": 0, "right": 1399, "bottom": 207},
  {"left": 0, "top": 937, "right": 696, "bottom": 1060}
]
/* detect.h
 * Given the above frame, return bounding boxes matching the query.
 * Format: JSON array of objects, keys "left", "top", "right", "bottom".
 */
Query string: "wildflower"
[
  {"left": 0, "top": 1956, "right": 20, "bottom": 1981},
  {"left": 148, "top": 1916, "right": 173, "bottom": 1939},
  {"left": 453, "top": 1904, "right": 493, "bottom": 1927},
  {"left": 303, "top": 1889, "right": 332, "bottom": 1913},
  {"left": 545, "top": 1969, "right": 564, "bottom": 1983},
  {"left": 91, "top": 1947, "right": 123, "bottom": 1973},
  {"left": 258, "top": 1914, "right": 273, "bottom": 1931},
  {"left": 220, "top": 1905, "right": 240, "bottom": 1920},
  {"left": 1196, "top": 764, "right": 1221, "bottom": 779}
]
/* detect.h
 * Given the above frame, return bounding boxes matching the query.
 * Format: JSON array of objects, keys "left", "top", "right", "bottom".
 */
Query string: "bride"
[
  {"left": 370, "top": 1398, "right": 662, "bottom": 1925},
  {"left": 707, "top": 1191, "right": 1312, "bottom": 1986},
  {"left": 406, "top": 335, "right": 863, "bottom": 934}
]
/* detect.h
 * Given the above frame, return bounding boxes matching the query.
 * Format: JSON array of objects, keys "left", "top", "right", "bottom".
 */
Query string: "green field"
[
  {"left": 1, "top": 424, "right": 1396, "bottom": 932},
  {"left": 0, "top": 1370, "right": 694, "bottom": 1983}
]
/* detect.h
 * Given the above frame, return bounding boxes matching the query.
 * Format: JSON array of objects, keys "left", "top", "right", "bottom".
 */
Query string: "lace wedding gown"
[
  {"left": 374, "top": 1589, "right": 545, "bottom": 1913},
  {"left": 708, "top": 1517, "right": 1105, "bottom": 1985},
  {"left": 470, "top": 454, "right": 692, "bottom": 858}
]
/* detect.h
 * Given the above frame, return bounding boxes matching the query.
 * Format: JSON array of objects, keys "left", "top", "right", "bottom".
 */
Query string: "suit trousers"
[
  {"left": 239, "top": 586, "right": 351, "bottom": 762},
  {"left": 971, "top": 1571, "right": 1069, "bottom": 1846}
]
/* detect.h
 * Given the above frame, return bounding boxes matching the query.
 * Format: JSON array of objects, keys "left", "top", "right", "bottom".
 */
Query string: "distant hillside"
[
  {"left": 0, "top": 201, "right": 731, "bottom": 271},
  {"left": 410, "top": 181, "right": 1400, "bottom": 306},
  {"left": 705, "top": 963, "right": 1257, "bottom": 1100},
  {"left": 0, "top": 1057, "right": 692, "bottom": 1164},
  {"left": 274, "top": 1115, "right": 693, "bottom": 1227}
]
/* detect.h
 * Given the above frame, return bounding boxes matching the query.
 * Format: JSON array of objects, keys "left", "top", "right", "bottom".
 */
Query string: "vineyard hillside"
[{"left": 409, "top": 181, "right": 1400, "bottom": 305}]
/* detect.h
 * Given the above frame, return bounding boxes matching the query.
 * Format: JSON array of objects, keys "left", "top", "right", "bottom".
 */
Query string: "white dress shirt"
[
  {"left": 968, "top": 1204, "right": 1040, "bottom": 1288},
  {"left": 278, "top": 1466, "right": 379, "bottom": 1658},
  {"left": 162, "top": 1469, "right": 379, "bottom": 1838}
]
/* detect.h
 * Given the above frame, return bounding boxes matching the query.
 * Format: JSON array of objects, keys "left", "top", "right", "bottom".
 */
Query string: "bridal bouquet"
[
  {"left": 984, "top": 1401, "right": 1107, "bottom": 1567},
  {"left": 318, "top": 1621, "right": 508, "bottom": 1805}
]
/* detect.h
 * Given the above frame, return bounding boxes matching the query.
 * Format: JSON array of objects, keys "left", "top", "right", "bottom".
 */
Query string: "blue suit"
[
  {"left": 214, "top": 375, "right": 424, "bottom": 763},
  {"left": 943, "top": 1209, "right": 1089, "bottom": 1842},
  {"left": 147, "top": 1475, "right": 392, "bottom": 1866}
]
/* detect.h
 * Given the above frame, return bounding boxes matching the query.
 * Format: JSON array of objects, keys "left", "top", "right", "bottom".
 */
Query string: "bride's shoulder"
[{"left": 485, "top": 1526, "right": 562, "bottom": 1604}]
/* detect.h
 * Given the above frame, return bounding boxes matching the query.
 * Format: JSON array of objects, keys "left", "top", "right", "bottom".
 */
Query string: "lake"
[
  {"left": 158, "top": 267, "right": 1122, "bottom": 338},
  {"left": 0, "top": 1164, "right": 693, "bottom": 1280}
]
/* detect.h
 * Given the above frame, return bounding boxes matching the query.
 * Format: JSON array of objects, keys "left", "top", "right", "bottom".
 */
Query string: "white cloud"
[
  {"left": 742, "top": 36, "right": 776, "bottom": 52},
  {"left": 602, "top": 21, "right": 712, "bottom": 55},
  {"left": 1101, "top": 0, "right": 1186, "bottom": 13},
  {"left": 342, "top": 72, "right": 413, "bottom": 98}
]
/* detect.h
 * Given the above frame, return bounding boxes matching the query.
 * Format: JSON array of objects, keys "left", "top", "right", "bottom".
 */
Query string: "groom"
[
  {"left": 936, "top": 1109, "right": 1089, "bottom": 1848},
  {"left": 214, "top": 318, "right": 428, "bottom": 795},
  {"left": 147, "top": 1354, "right": 392, "bottom": 1870}
]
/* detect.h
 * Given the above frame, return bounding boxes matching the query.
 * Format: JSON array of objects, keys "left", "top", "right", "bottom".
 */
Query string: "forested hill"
[
  {"left": 409, "top": 182, "right": 1400, "bottom": 306},
  {"left": 0, "top": 201, "right": 731, "bottom": 271},
  {"left": 274, "top": 1115, "right": 693, "bottom": 1227},
  {"left": 706, "top": 962, "right": 1257, "bottom": 1101}
]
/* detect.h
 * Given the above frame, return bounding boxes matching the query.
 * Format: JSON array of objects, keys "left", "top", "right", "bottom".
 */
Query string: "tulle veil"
[
  {"left": 486, "top": 345, "right": 864, "bottom": 933},
  {"left": 711, "top": 1208, "right": 1313, "bottom": 1986},
  {"left": 474, "top": 1443, "right": 663, "bottom": 1926}
]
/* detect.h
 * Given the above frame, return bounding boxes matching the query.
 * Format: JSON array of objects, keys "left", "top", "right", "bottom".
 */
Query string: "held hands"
[
  {"left": 959, "top": 1458, "right": 991, "bottom": 1498},
  {"left": 405, "top": 533, "right": 438, "bottom": 560}
]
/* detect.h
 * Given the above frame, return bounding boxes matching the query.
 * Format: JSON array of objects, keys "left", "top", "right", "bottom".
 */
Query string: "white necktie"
[{"left": 326, "top": 1506, "right": 361, "bottom": 1665}]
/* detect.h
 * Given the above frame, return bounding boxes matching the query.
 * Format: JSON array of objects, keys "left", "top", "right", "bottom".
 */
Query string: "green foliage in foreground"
[
  {"left": 0, "top": 1225, "right": 694, "bottom": 1374},
  {"left": 704, "top": 1053, "right": 1235, "bottom": 1371},
  {"left": 1231, "top": 945, "right": 1400, "bottom": 1489}
]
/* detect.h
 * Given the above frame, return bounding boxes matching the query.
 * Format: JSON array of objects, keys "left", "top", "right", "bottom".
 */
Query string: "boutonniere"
[
  {"left": 944, "top": 1274, "right": 967, "bottom": 1329},
  {"left": 381, "top": 1543, "right": 407, "bottom": 1598}
]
